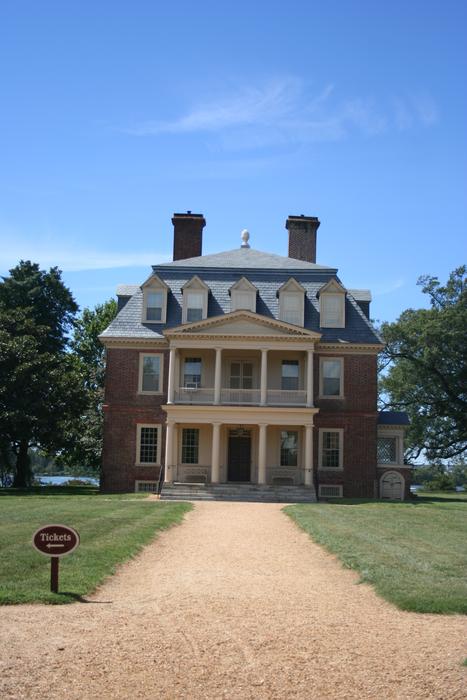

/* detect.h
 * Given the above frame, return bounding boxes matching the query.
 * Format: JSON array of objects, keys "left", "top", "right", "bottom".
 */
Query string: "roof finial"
[{"left": 241, "top": 229, "right": 250, "bottom": 248}]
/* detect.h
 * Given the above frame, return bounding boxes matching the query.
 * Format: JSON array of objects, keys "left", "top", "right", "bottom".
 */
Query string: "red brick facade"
[{"left": 101, "top": 347, "right": 386, "bottom": 498}]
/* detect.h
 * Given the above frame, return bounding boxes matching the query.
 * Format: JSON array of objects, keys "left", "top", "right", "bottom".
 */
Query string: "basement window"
[
  {"left": 319, "top": 484, "right": 343, "bottom": 498},
  {"left": 135, "top": 481, "right": 158, "bottom": 493}
]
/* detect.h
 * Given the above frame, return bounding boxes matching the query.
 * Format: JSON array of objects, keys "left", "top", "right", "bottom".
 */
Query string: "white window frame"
[
  {"left": 319, "top": 484, "right": 343, "bottom": 498},
  {"left": 278, "top": 278, "right": 305, "bottom": 327},
  {"left": 181, "top": 427, "right": 200, "bottom": 465},
  {"left": 135, "top": 480, "right": 158, "bottom": 493},
  {"left": 182, "top": 276, "right": 209, "bottom": 324},
  {"left": 318, "top": 428, "right": 344, "bottom": 470},
  {"left": 138, "top": 353, "right": 164, "bottom": 394},
  {"left": 135, "top": 424, "right": 162, "bottom": 466},
  {"left": 377, "top": 430, "right": 404, "bottom": 466},
  {"left": 319, "top": 357, "right": 344, "bottom": 398},
  {"left": 230, "top": 277, "right": 257, "bottom": 312},
  {"left": 141, "top": 275, "right": 168, "bottom": 324},
  {"left": 320, "top": 293, "right": 345, "bottom": 328},
  {"left": 279, "top": 430, "right": 299, "bottom": 468}
]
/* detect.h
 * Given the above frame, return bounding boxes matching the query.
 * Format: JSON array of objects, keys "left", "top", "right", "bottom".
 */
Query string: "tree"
[
  {"left": 59, "top": 299, "right": 118, "bottom": 472},
  {"left": 380, "top": 266, "right": 467, "bottom": 462},
  {"left": 0, "top": 261, "right": 87, "bottom": 486}
]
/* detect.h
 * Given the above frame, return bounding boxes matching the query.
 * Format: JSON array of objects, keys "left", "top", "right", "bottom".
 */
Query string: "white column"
[
  {"left": 304, "top": 424, "right": 313, "bottom": 487},
  {"left": 306, "top": 348, "right": 314, "bottom": 407},
  {"left": 214, "top": 347, "right": 222, "bottom": 405},
  {"left": 165, "top": 422, "right": 174, "bottom": 483},
  {"left": 258, "top": 423, "right": 267, "bottom": 484},
  {"left": 167, "top": 347, "right": 177, "bottom": 404},
  {"left": 260, "top": 349, "right": 268, "bottom": 406},
  {"left": 211, "top": 422, "right": 221, "bottom": 483}
]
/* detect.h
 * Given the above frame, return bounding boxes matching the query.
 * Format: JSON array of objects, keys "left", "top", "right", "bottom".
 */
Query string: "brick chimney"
[
  {"left": 286, "top": 215, "right": 321, "bottom": 263},
  {"left": 172, "top": 211, "right": 206, "bottom": 261}
]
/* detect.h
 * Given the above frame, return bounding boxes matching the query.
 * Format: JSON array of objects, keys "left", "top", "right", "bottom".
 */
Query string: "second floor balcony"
[{"left": 167, "top": 347, "right": 314, "bottom": 408}]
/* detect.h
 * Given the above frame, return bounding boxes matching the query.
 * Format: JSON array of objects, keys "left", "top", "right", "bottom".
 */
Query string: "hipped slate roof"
[
  {"left": 378, "top": 412, "right": 410, "bottom": 426},
  {"left": 101, "top": 246, "right": 382, "bottom": 344},
  {"left": 159, "top": 248, "right": 335, "bottom": 271}
]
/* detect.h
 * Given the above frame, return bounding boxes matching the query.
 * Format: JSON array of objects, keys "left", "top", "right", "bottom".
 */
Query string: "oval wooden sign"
[{"left": 32, "top": 524, "right": 80, "bottom": 557}]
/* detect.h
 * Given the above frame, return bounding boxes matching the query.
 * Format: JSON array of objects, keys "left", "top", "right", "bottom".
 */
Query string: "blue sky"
[{"left": 1, "top": 0, "right": 465, "bottom": 322}]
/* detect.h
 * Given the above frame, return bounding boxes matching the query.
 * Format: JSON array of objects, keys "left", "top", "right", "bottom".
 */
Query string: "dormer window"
[
  {"left": 319, "top": 279, "right": 346, "bottom": 328},
  {"left": 146, "top": 291, "right": 164, "bottom": 321},
  {"left": 278, "top": 278, "right": 305, "bottom": 326},
  {"left": 230, "top": 277, "right": 257, "bottom": 312},
  {"left": 182, "top": 276, "right": 209, "bottom": 324},
  {"left": 141, "top": 274, "right": 168, "bottom": 324}
]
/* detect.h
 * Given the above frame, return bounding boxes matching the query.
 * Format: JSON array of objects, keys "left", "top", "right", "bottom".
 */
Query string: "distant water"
[{"left": 36, "top": 475, "right": 100, "bottom": 486}]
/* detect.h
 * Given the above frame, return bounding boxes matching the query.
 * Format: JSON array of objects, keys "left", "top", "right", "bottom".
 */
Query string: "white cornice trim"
[
  {"left": 163, "top": 404, "right": 319, "bottom": 426},
  {"left": 100, "top": 337, "right": 168, "bottom": 349},
  {"left": 164, "top": 309, "right": 322, "bottom": 338},
  {"left": 317, "top": 343, "right": 383, "bottom": 354}
]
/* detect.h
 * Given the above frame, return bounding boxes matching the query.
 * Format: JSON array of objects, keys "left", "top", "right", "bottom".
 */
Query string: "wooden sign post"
[{"left": 32, "top": 524, "right": 80, "bottom": 593}]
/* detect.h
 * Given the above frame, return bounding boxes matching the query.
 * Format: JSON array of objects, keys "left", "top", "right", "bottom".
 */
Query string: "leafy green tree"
[
  {"left": 0, "top": 261, "right": 87, "bottom": 486},
  {"left": 380, "top": 266, "right": 467, "bottom": 462},
  {"left": 59, "top": 299, "right": 117, "bottom": 472}
]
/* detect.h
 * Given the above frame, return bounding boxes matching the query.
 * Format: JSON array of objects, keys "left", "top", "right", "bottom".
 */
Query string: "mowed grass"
[
  {"left": 0, "top": 487, "right": 192, "bottom": 604},
  {"left": 285, "top": 492, "right": 467, "bottom": 614}
]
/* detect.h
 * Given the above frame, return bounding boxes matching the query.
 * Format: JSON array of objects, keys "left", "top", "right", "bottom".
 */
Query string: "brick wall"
[
  {"left": 314, "top": 353, "right": 377, "bottom": 413},
  {"left": 101, "top": 347, "right": 169, "bottom": 493}
]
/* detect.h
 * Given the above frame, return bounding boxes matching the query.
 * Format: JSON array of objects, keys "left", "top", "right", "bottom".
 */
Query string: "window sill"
[
  {"left": 318, "top": 466, "right": 344, "bottom": 471},
  {"left": 138, "top": 391, "right": 164, "bottom": 396},
  {"left": 318, "top": 395, "right": 345, "bottom": 400},
  {"left": 135, "top": 463, "right": 160, "bottom": 467}
]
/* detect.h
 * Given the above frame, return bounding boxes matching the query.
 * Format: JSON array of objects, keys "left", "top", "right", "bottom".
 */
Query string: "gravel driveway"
[{"left": 1, "top": 502, "right": 466, "bottom": 699}]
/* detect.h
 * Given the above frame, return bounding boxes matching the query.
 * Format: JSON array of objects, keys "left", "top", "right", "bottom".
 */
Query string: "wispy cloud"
[
  {"left": 393, "top": 93, "right": 439, "bottom": 131},
  {"left": 372, "top": 279, "right": 405, "bottom": 296},
  {"left": 0, "top": 232, "right": 170, "bottom": 272},
  {"left": 123, "top": 77, "right": 438, "bottom": 149}
]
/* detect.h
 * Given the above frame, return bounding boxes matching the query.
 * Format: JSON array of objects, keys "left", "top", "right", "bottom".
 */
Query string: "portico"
[
  {"left": 162, "top": 311, "right": 320, "bottom": 488},
  {"left": 162, "top": 404, "right": 319, "bottom": 487}
]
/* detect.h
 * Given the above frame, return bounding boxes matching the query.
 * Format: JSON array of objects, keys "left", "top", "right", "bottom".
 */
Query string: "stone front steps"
[{"left": 161, "top": 483, "right": 317, "bottom": 503}]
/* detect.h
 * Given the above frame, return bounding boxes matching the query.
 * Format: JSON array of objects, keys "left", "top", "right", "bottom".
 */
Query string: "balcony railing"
[
  {"left": 174, "top": 387, "right": 215, "bottom": 404},
  {"left": 173, "top": 387, "right": 307, "bottom": 407},
  {"left": 267, "top": 390, "right": 307, "bottom": 406},
  {"left": 220, "top": 388, "right": 261, "bottom": 405}
]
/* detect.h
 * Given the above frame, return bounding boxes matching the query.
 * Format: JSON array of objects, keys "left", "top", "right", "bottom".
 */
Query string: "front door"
[{"left": 228, "top": 430, "right": 251, "bottom": 482}]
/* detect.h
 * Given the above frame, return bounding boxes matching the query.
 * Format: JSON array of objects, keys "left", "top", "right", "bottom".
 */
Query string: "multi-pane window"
[
  {"left": 321, "top": 431, "right": 341, "bottom": 468},
  {"left": 377, "top": 437, "right": 397, "bottom": 464},
  {"left": 322, "top": 359, "right": 342, "bottom": 397},
  {"left": 281, "top": 360, "right": 299, "bottom": 390},
  {"left": 232, "top": 291, "right": 255, "bottom": 311},
  {"left": 230, "top": 361, "right": 253, "bottom": 389},
  {"left": 321, "top": 294, "right": 344, "bottom": 327},
  {"left": 138, "top": 426, "right": 159, "bottom": 464},
  {"left": 146, "top": 291, "right": 164, "bottom": 321},
  {"left": 184, "top": 357, "right": 202, "bottom": 387},
  {"left": 280, "top": 431, "right": 298, "bottom": 467},
  {"left": 281, "top": 293, "right": 302, "bottom": 325},
  {"left": 186, "top": 292, "right": 204, "bottom": 322},
  {"left": 140, "top": 354, "right": 161, "bottom": 392},
  {"left": 182, "top": 428, "right": 199, "bottom": 464}
]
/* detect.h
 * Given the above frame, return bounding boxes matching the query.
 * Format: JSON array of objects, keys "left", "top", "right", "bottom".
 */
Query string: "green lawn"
[
  {"left": 285, "top": 492, "right": 467, "bottom": 614},
  {"left": 0, "top": 486, "right": 192, "bottom": 604}
]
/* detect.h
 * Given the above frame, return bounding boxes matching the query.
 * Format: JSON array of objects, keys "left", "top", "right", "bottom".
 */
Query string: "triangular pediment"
[
  {"left": 164, "top": 310, "right": 321, "bottom": 338},
  {"left": 140, "top": 273, "right": 169, "bottom": 291},
  {"left": 277, "top": 277, "right": 305, "bottom": 295},
  {"left": 229, "top": 277, "right": 258, "bottom": 294},
  {"left": 317, "top": 278, "right": 346, "bottom": 296},
  {"left": 181, "top": 275, "right": 209, "bottom": 292}
]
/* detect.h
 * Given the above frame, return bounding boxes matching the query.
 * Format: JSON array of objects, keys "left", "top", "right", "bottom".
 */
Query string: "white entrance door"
[{"left": 381, "top": 472, "right": 403, "bottom": 500}]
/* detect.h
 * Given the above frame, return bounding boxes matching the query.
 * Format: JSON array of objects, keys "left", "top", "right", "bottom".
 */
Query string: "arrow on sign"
[{"left": 47, "top": 544, "right": 65, "bottom": 549}]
